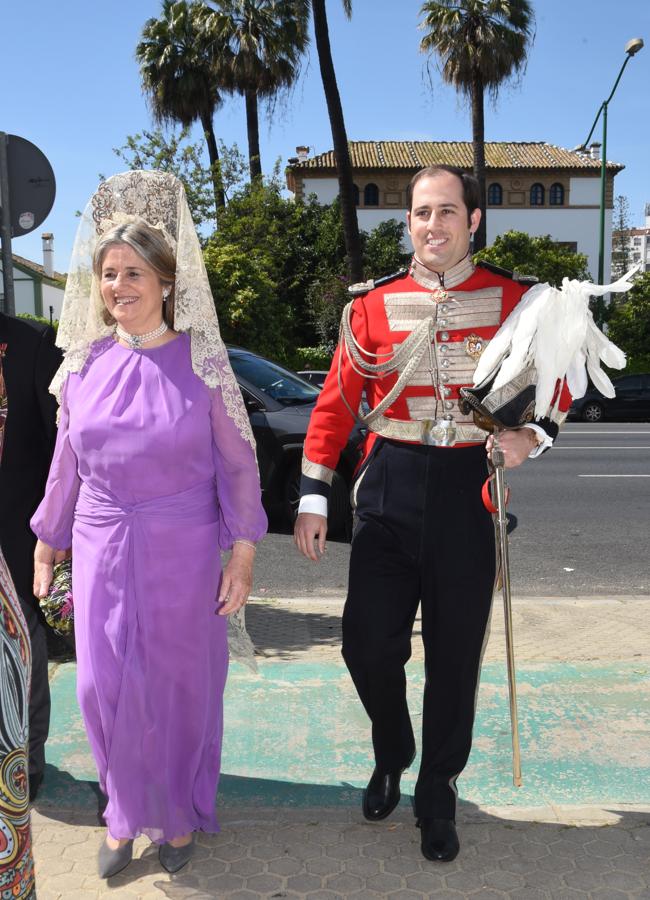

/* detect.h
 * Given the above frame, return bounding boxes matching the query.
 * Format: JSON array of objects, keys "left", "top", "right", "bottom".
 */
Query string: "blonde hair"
[{"left": 93, "top": 221, "right": 176, "bottom": 327}]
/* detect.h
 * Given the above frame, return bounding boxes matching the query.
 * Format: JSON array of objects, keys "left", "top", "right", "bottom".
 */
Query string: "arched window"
[
  {"left": 487, "top": 183, "right": 503, "bottom": 206},
  {"left": 364, "top": 183, "right": 379, "bottom": 206},
  {"left": 530, "top": 183, "right": 545, "bottom": 206},
  {"left": 352, "top": 184, "right": 360, "bottom": 206},
  {"left": 549, "top": 183, "right": 564, "bottom": 206}
]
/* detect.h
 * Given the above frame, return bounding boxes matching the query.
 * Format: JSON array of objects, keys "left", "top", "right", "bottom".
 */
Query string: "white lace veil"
[
  {"left": 52, "top": 169, "right": 254, "bottom": 450},
  {"left": 53, "top": 170, "right": 259, "bottom": 669}
]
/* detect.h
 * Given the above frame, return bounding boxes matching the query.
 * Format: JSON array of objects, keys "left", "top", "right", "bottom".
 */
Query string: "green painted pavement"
[{"left": 42, "top": 659, "right": 650, "bottom": 811}]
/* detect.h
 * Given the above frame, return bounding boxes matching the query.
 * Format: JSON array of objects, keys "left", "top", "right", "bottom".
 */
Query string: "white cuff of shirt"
[
  {"left": 298, "top": 494, "right": 328, "bottom": 518},
  {"left": 525, "top": 424, "right": 553, "bottom": 458}
]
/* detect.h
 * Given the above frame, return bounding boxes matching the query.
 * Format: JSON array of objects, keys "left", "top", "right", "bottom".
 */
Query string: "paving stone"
[
  {"left": 325, "top": 872, "right": 363, "bottom": 893},
  {"left": 215, "top": 841, "right": 251, "bottom": 861},
  {"left": 483, "top": 868, "right": 525, "bottom": 891},
  {"left": 203, "top": 873, "right": 246, "bottom": 891},
  {"left": 600, "top": 869, "right": 646, "bottom": 891},
  {"left": 405, "top": 871, "right": 446, "bottom": 892},
  {"left": 385, "top": 891, "right": 424, "bottom": 900},
  {"left": 249, "top": 842, "right": 286, "bottom": 861},
  {"left": 345, "top": 856, "right": 382, "bottom": 877},
  {"left": 245, "top": 872, "right": 285, "bottom": 892},
  {"left": 365, "top": 872, "right": 404, "bottom": 893},
  {"left": 267, "top": 855, "right": 304, "bottom": 876},
  {"left": 444, "top": 871, "right": 490, "bottom": 893},
  {"left": 564, "top": 869, "right": 604, "bottom": 891},
  {"left": 306, "top": 856, "right": 342, "bottom": 876},
  {"left": 229, "top": 856, "right": 266, "bottom": 877},
  {"left": 325, "top": 842, "right": 360, "bottom": 860},
  {"left": 286, "top": 872, "right": 327, "bottom": 892}
]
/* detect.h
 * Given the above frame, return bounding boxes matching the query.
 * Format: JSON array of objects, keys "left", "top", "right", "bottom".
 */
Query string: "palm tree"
[
  {"left": 311, "top": 0, "right": 363, "bottom": 281},
  {"left": 419, "top": 0, "right": 534, "bottom": 251},
  {"left": 137, "top": 0, "right": 230, "bottom": 219},
  {"left": 206, "top": 0, "right": 309, "bottom": 181}
]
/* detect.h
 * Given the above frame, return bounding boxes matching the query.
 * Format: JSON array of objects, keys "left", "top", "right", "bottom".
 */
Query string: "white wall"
[
  {"left": 13, "top": 277, "right": 35, "bottom": 315},
  {"left": 486, "top": 207, "right": 607, "bottom": 281},
  {"left": 302, "top": 177, "right": 339, "bottom": 204},
  {"left": 42, "top": 283, "right": 65, "bottom": 321},
  {"left": 569, "top": 177, "right": 600, "bottom": 205}
]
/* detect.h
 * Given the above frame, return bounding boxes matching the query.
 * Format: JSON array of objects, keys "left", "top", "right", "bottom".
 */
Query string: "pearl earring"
[{"left": 162, "top": 288, "right": 170, "bottom": 301}]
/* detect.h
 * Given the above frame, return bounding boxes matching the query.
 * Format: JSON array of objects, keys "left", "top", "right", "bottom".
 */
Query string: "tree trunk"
[
  {"left": 470, "top": 68, "right": 487, "bottom": 252},
  {"left": 311, "top": 0, "right": 363, "bottom": 282},
  {"left": 200, "top": 111, "right": 226, "bottom": 222},
  {"left": 245, "top": 90, "right": 263, "bottom": 181}
]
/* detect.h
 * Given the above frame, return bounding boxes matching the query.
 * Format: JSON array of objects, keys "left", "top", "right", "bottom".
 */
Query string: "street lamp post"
[{"left": 577, "top": 37, "right": 643, "bottom": 285}]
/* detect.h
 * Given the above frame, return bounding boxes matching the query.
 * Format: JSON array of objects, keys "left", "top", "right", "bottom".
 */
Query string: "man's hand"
[
  {"left": 294, "top": 513, "right": 328, "bottom": 561},
  {"left": 486, "top": 427, "right": 540, "bottom": 469}
]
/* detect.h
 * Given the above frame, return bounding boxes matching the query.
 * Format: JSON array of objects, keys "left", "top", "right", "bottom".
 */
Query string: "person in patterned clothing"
[
  {"left": 294, "top": 165, "right": 571, "bottom": 862},
  {"left": 0, "top": 342, "right": 36, "bottom": 899}
]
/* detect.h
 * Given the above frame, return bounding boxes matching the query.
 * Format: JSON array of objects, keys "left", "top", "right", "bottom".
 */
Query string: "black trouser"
[
  {"left": 342, "top": 439, "right": 495, "bottom": 820},
  {"left": 17, "top": 594, "right": 51, "bottom": 780}
]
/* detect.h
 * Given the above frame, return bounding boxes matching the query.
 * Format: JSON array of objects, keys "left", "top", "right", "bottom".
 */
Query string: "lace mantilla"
[{"left": 52, "top": 170, "right": 254, "bottom": 451}]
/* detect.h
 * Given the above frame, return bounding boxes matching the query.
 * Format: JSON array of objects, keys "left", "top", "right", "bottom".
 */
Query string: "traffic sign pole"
[{"left": 0, "top": 132, "right": 16, "bottom": 317}]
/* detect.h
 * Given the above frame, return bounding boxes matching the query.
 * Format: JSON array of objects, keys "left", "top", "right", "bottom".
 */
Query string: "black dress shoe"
[
  {"left": 363, "top": 769, "right": 402, "bottom": 820},
  {"left": 29, "top": 772, "right": 44, "bottom": 803},
  {"left": 417, "top": 817, "right": 460, "bottom": 862}
]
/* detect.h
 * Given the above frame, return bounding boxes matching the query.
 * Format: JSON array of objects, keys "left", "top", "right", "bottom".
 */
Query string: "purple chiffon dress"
[{"left": 31, "top": 333, "right": 266, "bottom": 842}]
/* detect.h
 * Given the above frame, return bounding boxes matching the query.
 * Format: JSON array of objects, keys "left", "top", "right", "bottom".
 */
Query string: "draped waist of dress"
[{"left": 75, "top": 479, "right": 219, "bottom": 528}]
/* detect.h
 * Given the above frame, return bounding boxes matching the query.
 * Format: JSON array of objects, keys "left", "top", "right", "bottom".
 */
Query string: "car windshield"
[{"left": 229, "top": 352, "right": 320, "bottom": 405}]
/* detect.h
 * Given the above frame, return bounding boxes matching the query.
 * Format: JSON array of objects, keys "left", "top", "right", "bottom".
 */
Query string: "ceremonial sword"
[{"left": 488, "top": 430, "right": 523, "bottom": 787}]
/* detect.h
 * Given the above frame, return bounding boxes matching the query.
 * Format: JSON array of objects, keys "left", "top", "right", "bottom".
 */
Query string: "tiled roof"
[
  {"left": 11, "top": 254, "right": 67, "bottom": 285},
  {"left": 290, "top": 141, "right": 623, "bottom": 172}
]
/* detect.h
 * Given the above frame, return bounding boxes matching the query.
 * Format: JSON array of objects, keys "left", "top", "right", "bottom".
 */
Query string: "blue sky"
[{"left": 3, "top": 0, "right": 649, "bottom": 273}]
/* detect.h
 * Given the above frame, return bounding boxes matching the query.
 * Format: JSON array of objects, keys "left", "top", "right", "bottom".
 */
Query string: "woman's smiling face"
[{"left": 100, "top": 243, "right": 165, "bottom": 334}]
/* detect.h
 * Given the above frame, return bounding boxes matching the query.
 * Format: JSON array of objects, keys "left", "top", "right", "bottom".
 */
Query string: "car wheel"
[
  {"left": 283, "top": 459, "right": 302, "bottom": 527},
  {"left": 328, "top": 471, "right": 353, "bottom": 542},
  {"left": 582, "top": 401, "right": 603, "bottom": 422},
  {"left": 283, "top": 460, "right": 352, "bottom": 541}
]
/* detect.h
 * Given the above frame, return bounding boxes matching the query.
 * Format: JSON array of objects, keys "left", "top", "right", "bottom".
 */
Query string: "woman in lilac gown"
[{"left": 31, "top": 172, "right": 267, "bottom": 878}]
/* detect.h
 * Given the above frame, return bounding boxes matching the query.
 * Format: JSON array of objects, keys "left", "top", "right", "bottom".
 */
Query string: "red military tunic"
[{"left": 301, "top": 255, "right": 571, "bottom": 501}]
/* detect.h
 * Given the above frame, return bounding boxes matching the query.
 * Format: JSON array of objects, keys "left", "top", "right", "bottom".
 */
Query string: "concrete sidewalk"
[{"left": 32, "top": 595, "right": 650, "bottom": 899}]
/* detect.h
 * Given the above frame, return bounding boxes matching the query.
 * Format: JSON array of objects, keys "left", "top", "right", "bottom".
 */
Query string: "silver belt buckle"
[{"left": 421, "top": 416, "right": 457, "bottom": 446}]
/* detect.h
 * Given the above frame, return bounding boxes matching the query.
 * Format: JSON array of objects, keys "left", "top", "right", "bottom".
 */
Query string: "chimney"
[
  {"left": 42, "top": 233, "right": 54, "bottom": 277},
  {"left": 295, "top": 145, "right": 310, "bottom": 163},
  {"left": 589, "top": 142, "right": 601, "bottom": 160},
  {"left": 645, "top": 202, "right": 650, "bottom": 228}
]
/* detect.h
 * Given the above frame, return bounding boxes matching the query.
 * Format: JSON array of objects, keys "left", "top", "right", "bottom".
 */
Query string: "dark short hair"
[{"left": 407, "top": 165, "right": 480, "bottom": 225}]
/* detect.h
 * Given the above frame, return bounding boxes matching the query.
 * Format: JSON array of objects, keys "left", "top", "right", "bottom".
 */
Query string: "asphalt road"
[{"left": 255, "top": 423, "right": 650, "bottom": 599}]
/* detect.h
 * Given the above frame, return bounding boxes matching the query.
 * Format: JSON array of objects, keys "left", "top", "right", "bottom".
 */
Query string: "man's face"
[{"left": 406, "top": 172, "right": 481, "bottom": 273}]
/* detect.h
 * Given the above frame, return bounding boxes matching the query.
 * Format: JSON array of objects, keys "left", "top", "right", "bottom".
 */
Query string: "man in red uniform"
[{"left": 295, "top": 166, "right": 569, "bottom": 862}]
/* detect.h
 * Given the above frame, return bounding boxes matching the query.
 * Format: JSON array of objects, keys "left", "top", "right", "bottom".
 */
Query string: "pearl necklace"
[{"left": 115, "top": 320, "right": 169, "bottom": 349}]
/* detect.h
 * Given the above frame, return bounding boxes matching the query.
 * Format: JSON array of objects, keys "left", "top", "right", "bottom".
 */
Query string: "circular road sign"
[{"left": 5, "top": 134, "right": 56, "bottom": 237}]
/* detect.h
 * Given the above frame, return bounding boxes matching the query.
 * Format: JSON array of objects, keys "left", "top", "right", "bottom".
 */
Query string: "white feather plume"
[{"left": 472, "top": 268, "right": 637, "bottom": 418}]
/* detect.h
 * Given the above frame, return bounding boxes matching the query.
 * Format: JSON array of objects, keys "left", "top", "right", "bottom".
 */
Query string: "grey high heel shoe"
[
  {"left": 159, "top": 834, "right": 195, "bottom": 873},
  {"left": 97, "top": 838, "right": 134, "bottom": 878}
]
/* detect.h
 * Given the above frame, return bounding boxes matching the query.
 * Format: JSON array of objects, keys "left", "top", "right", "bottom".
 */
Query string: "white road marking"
[
  {"left": 556, "top": 446, "right": 650, "bottom": 450},
  {"left": 567, "top": 431, "right": 650, "bottom": 434},
  {"left": 578, "top": 474, "right": 650, "bottom": 477}
]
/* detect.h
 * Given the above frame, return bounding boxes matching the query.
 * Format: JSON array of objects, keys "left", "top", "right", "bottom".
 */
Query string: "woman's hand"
[
  {"left": 33, "top": 541, "right": 69, "bottom": 598},
  {"left": 217, "top": 542, "right": 255, "bottom": 616}
]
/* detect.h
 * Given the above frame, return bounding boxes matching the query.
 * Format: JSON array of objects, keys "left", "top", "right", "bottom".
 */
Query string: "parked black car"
[
  {"left": 568, "top": 373, "right": 650, "bottom": 422},
  {"left": 297, "top": 369, "right": 329, "bottom": 388},
  {"left": 227, "top": 347, "right": 363, "bottom": 538}
]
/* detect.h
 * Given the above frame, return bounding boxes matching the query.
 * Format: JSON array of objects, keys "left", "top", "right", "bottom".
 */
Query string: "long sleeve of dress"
[
  {"left": 30, "top": 378, "right": 81, "bottom": 550},
  {"left": 209, "top": 387, "right": 267, "bottom": 550}
]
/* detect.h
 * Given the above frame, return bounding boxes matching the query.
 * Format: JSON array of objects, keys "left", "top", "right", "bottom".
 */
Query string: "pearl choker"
[{"left": 115, "top": 320, "right": 169, "bottom": 349}]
